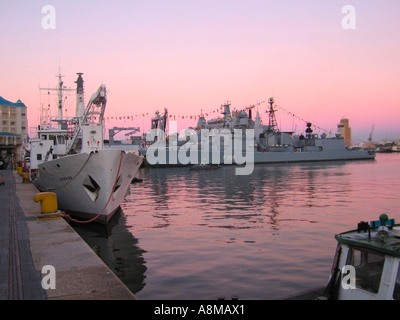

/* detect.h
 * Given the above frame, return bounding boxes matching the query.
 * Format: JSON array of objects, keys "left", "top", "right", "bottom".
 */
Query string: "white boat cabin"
[
  {"left": 29, "top": 126, "right": 70, "bottom": 170},
  {"left": 326, "top": 214, "right": 400, "bottom": 300},
  {"left": 29, "top": 123, "right": 104, "bottom": 171}
]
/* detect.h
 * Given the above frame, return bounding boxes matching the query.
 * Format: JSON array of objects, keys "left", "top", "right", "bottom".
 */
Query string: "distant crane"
[{"left": 367, "top": 125, "right": 375, "bottom": 149}]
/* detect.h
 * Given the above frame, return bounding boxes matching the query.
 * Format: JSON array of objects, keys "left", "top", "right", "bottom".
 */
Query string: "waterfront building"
[{"left": 0, "top": 96, "right": 28, "bottom": 162}]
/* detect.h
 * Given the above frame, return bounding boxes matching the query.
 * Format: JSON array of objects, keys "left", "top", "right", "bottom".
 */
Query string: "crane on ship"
[{"left": 108, "top": 127, "right": 140, "bottom": 144}]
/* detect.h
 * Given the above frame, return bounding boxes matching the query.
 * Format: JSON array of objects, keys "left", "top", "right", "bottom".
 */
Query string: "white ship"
[
  {"left": 142, "top": 98, "right": 376, "bottom": 169},
  {"left": 29, "top": 73, "right": 143, "bottom": 224}
]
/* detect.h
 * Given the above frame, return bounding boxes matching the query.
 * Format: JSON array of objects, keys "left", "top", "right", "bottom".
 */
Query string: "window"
[
  {"left": 37, "top": 154, "right": 42, "bottom": 160},
  {"left": 49, "top": 135, "right": 56, "bottom": 145},
  {"left": 57, "top": 135, "right": 65, "bottom": 144},
  {"left": 346, "top": 247, "right": 384, "bottom": 294}
]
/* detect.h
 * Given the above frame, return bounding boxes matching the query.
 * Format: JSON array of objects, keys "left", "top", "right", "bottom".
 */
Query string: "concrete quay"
[{"left": 0, "top": 169, "right": 136, "bottom": 300}]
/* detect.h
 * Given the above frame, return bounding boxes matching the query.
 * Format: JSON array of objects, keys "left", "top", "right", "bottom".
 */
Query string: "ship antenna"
[{"left": 39, "top": 72, "right": 74, "bottom": 129}]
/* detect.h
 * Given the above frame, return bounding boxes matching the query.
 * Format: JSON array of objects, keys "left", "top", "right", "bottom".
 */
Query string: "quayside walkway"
[{"left": 0, "top": 169, "right": 136, "bottom": 300}]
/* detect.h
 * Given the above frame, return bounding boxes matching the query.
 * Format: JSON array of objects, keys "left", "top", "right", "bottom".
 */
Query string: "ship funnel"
[{"left": 75, "top": 73, "right": 84, "bottom": 118}]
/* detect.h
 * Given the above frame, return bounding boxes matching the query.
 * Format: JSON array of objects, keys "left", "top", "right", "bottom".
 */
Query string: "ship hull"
[
  {"left": 32, "top": 149, "right": 143, "bottom": 224},
  {"left": 142, "top": 146, "right": 376, "bottom": 167},
  {"left": 252, "top": 149, "right": 376, "bottom": 163}
]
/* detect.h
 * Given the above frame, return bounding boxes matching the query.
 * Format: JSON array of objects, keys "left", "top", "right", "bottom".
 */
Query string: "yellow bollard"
[
  {"left": 21, "top": 172, "right": 30, "bottom": 183},
  {"left": 34, "top": 192, "right": 58, "bottom": 214},
  {"left": 17, "top": 167, "right": 23, "bottom": 175}
]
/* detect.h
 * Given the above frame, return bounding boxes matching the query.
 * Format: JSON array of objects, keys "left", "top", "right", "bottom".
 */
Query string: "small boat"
[
  {"left": 189, "top": 164, "right": 222, "bottom": 171},
  {"left": 291, "top": 213, "right": 400, "bottom": 300}
]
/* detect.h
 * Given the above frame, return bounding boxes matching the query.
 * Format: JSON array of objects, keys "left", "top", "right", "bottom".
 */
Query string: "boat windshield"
[{"left": 345, "top": 247, "right": 384, "bottom": 294}]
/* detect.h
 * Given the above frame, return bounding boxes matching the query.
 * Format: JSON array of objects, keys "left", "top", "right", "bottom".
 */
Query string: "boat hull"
[
  {"left": 252, "top": 149, "right": 376, "bottom": 163},
  {"left": 32, "top": 150, "right": 143, "bottom": 224},
  {"left": 142, "top": 147, "right": 376, "bottom": 167}
]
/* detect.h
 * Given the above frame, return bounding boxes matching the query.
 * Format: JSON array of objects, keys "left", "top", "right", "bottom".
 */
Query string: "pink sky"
[{"left": 1, "top": 0, "right": 399, "bottom": 142}]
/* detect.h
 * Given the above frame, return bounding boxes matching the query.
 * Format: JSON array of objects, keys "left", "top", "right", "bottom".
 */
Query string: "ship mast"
[
  {"left": 266, "top": 97, "right": 279, "bottom": 133},
  {"left": 39, "top": 73, "right": 74, "bottom": 129},
  {"left": 151, "top": 108, "right": 168, "bottom": 133}
]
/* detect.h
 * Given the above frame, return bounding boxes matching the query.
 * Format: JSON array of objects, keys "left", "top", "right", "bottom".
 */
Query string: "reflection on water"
[
  {"left": 74, "top": 153, "right": 400, "bottom": 299},
  {"left": 125, "top": 160, "right": 358, "bottom": 233},
  {"left": 70, "top": 209, "right": 147, "bottom": 294}
]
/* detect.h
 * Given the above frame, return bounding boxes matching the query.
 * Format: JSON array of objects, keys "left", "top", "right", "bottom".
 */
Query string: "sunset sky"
[{"left": 1, "top": 0, "right": 399, "bottom": 142}]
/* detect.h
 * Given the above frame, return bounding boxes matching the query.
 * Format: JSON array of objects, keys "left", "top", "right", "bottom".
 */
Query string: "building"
[
  {"left": 337, "top": 118, "right": 352, "bottom": 148},
  {"left": 0, "top": 96, "right": 28, "bottom": 162}
]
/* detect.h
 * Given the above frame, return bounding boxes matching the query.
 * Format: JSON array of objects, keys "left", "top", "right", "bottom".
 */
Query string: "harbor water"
[{"left": 72, "top": 153, "right": 400, "bottom": 300}]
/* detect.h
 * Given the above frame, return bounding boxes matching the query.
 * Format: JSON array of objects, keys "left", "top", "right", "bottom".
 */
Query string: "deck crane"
[{"left": 108, "top": 127, "right": 140, "bottom": 144}]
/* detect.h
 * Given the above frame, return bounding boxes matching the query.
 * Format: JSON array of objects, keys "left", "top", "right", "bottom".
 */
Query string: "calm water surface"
[{"left": 72, "top": 153, "right": 400, "bottom": 300}]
